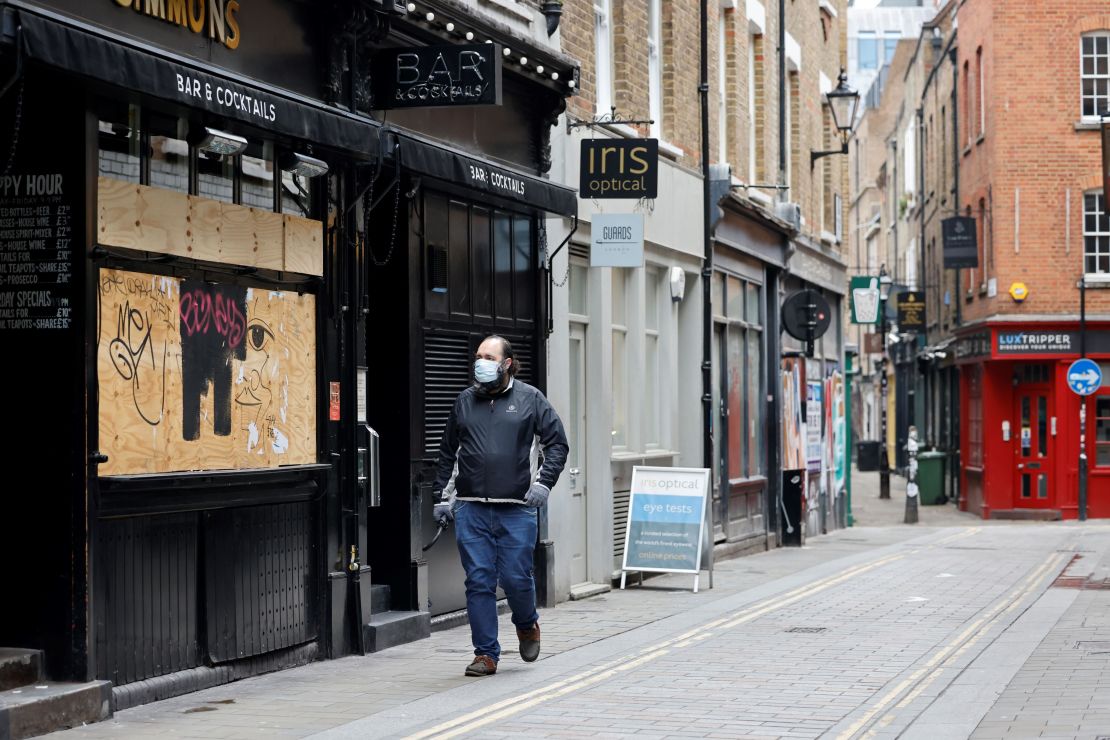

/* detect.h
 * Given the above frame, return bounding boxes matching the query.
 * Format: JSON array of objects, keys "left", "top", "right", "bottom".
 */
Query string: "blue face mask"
[{"left": 474, "top": 359, "right": 502, "bottom": 385}]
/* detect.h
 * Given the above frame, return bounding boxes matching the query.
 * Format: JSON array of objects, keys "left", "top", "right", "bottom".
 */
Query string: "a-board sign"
[{"left": 620, "top": 466, "right": 711, "bottom": 590}]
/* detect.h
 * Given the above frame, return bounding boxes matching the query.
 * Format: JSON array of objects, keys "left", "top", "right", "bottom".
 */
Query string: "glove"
[
  {"left": 523, "top": 483, "right": 550, "bottom": 508},
  {"left": 433, "top": 501, "right": 453, "bottom": 527}
]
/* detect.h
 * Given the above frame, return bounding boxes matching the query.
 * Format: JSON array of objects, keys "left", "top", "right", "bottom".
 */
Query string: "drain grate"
[
  {"left": 785, "top": 626, "right": 828, "bottom": 634},
  {"left": 1075, "top": 641, "right": 1110, "bottom": 655}
]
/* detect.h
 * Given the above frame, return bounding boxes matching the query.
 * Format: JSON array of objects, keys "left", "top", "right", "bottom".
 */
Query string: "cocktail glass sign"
[
  {"left": 850, "top": 276, "right": 880, "bottom": 324},
  {"left": 372, "top": 44, "right": 502, "bottom": 109},
  {"left": 590, "top": 213, "right": 644, "bottom": 268},
  {"left": 580, "top": 139, "right": 658, "bottom": 199}
]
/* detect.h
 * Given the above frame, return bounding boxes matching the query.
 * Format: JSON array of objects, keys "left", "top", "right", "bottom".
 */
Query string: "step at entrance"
[
  {"left": 0, "top": 650, "right": 42, "bottom": 694},
  {"left": 362, "top": 611, "right": 431, "bottom": 653},
  {"left": 369, "top": 584, "right": 391, "bottom": 614},
  {"left": 0, "top": 682, "right": 113, "bottom": 740}
]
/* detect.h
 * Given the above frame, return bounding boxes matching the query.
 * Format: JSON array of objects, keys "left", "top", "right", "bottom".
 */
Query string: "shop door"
[
  {"left": 567, "top": 323, "right": 588, "bottom": 586},
  {"left": 1014, "top": 383, "right": 1054, "bottom": 508}
]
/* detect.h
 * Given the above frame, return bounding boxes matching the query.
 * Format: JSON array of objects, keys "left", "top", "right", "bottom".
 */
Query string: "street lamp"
[
  {"left": 811, "top": 70, "right": 861, "bottom": 168},
  {"left": 878, "top": 265, "right": 893, "bottom": 500}
]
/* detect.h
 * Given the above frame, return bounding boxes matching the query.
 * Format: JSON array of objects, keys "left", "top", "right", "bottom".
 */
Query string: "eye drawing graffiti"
[{"left": 236, "top": 305, "right": 284, "bottom": 455}]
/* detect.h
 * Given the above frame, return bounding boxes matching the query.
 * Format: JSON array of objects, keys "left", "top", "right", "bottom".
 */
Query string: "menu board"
[{"left": 0, "top": 173, "right": 73, "bottom": 331}]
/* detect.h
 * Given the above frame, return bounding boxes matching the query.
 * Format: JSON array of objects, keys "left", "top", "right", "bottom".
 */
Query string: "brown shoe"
[
  {"left": 464, "top": 655, "right": 497, "bottom": 677},
  {"left": 517, "top": 622, "right": 541, "bottom": 662}
]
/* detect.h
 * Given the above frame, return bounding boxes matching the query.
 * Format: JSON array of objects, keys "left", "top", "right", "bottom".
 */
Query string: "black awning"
[
  {"left": 394, "top": 130, "right": 577, "bottom": 218},
  {"left": 16, "top": 9, "right": 379, "bottom": 158}
]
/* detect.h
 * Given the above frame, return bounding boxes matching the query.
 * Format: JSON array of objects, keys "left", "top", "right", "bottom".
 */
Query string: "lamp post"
[
  {"left": 878, "top": 266, "right": 893, "bottom": 500},
  {"left": 811, "top": 70, "right": 861, "bottom": 168}
]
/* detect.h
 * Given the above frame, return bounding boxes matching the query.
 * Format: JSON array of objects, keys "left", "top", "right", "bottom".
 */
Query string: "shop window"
[
  {"left": 1084, "top": 190, "right": 1109, "bottom": 274},
  {"left": 569, "top": 262, "right": 588, "bottom": 316},
  {"left": 148, "top": 113, "right": 189, "bottom": 194},
  {"left": 198, "top": 151, "right": 235, "bottom": 204},
  {"left": 97, "top": 102, "right": 140, "bottom": 183},
  {"left": 240, "top": 142, "right": 274, "bottom": 211},
  {"left": 1096, "top": 397, "right": 1110, "bottom": 466},
  {"left": 611, "top": 268, "right": 628, "bottom": 449},
  {"left": 281, "top": 169, "right": 314, "bottom": 217},
  {"left": 967, "top": 365, "right": 983, "bottom": 467},
  {"left": 715, "top": 273, "right": 764, "bottom": 479}
]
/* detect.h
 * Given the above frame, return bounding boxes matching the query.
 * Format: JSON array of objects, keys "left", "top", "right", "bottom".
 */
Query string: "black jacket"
[{"left": 434, "top": 379, "right": 569, "bottom": 503}]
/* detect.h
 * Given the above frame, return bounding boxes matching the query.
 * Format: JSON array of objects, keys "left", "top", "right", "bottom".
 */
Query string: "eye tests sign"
[
  {"left": 590, "top": 213, "right": 644, "bottom": 268},
  {"left": 620, "top": 466, "right": 710, "bottom": 580},
  {"left": 580, "top": 139, "right": 658, "bottom": 199},
  {"left": 372, "top": 44, "right": 502, "bottom": 109}
]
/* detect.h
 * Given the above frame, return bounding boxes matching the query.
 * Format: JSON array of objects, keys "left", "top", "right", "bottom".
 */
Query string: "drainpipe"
[
  {"left": 778, "top": 0, "right": 786, "bottom": 191},
  {"left": 918, "top": 105, "right": 927, "bottom": 444},
  {"left": 700, "top": 0, "right": 713, "bottom": 476},
  {"left": 950, "top": 45, "right": 960, "bottom": 326}
]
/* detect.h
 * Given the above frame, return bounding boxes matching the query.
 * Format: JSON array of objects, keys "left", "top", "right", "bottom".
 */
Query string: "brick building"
[
  {"left": 546, "top": 0, "right": 853, "bottom": 594},
  {"left": 950, "top": 0, "right": 1110, "bottom": 519}
]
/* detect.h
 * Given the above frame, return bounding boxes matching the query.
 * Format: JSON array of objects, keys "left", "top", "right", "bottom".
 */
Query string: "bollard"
[{"left": 904, "top": 426, "right": 919, "bottom": 524}]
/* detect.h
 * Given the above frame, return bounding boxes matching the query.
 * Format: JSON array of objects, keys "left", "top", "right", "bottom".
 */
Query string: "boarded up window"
[{"left": 97, "top": 268, "right": 316, "bottom": 474}]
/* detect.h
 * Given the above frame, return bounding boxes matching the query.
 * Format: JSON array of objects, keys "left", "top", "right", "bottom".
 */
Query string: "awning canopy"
[
  {"left": 393, "top": 129, "right": 578, "bottom": 218},
  {"left": 15, "top": 8, "right": 380, "bottom": 157}
]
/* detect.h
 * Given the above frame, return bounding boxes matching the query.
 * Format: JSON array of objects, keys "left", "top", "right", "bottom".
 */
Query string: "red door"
[{"left": 1014, "top": 376, "right": 1055, "bottom": 509}]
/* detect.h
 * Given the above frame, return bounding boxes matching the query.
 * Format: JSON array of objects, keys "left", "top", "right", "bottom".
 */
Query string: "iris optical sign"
[
  {"left": 372, "top": 43, "right": 502, "bottom": 109},
  {"left": 580, "top": 139, "right": 658, "bottom": 199}
]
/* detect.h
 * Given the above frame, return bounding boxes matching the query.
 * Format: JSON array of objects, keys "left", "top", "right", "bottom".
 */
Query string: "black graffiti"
[
  {"left": 108, "top": 301, "right": 166, "bottom": 426},
  {"left": 180, "top": 280, "right": 247, "bottom": 441}
]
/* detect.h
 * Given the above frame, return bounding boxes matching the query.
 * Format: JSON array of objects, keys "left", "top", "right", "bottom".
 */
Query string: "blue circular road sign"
[{"left": 1067, "top": 358, "right": 1102, "bottom": 396}]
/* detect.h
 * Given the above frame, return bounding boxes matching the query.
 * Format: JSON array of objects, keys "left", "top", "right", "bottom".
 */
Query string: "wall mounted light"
[
  {"left": 810, "top": 69, "right": 860, "bottom": 168},
  {"left": 280, "top": 152, "right": 329, "bottom": 178},
  {"left": 189, "top": 127, "right": 248, "bottom": 157}
]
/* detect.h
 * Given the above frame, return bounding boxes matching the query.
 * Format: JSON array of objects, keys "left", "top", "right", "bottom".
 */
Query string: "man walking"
[{"left": 433, "top": 335, "right": 568, "bottom": 677}]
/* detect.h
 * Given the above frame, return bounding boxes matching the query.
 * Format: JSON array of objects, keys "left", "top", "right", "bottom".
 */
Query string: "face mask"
[{"left": 474, "top": 359, "right": 502, "bottom": 385}]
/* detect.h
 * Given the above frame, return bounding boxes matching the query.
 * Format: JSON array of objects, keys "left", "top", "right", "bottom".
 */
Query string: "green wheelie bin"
[{"left": 916, "top": 451, "right": 947, "bottom": 505}]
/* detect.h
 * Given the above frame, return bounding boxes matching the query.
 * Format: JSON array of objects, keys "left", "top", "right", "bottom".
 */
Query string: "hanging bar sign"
[
  {"left": 942, "top": 216, "right": 978, "bottom": 268},
  {"left": 371, "top": 44, "right": 502, "bottom": 109}
]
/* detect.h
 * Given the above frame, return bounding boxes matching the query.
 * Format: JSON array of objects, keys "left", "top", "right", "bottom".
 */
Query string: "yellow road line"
[
  {"left": 837, "top": 553, "right": 1065, "bottom": 740},
  {"left": 405, "top": 553, "right": 905, "bottom": 740}
]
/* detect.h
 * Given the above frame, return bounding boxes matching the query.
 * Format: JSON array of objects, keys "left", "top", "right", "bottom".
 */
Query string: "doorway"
[
  {"left": 567, "top": 322, "right": 588, "bottom": 586},
  {"left": 1013, "top": 364, "right": 1054, "bottom": 509}
]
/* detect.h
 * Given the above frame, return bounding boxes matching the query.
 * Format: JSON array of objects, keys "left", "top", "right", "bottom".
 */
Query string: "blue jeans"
[{"left": 453, "top": 501, "right": 539, "bottom": 662}]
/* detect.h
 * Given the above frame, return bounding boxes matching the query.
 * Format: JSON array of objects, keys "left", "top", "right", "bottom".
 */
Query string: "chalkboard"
[
  {"left": 620, "top": 466, "right": 711, "bottom": 587},
  {"left": 0, "top": 173, "right": 74, "bottom": 331}
]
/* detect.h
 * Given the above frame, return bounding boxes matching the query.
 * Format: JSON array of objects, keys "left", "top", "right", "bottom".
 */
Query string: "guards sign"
[
  {"left": 621, "top": 466, "right": 710, "bottom": 579},
  {"left": 580, "top": 138, "right": 658, "bottom": 199},
  {"left": 590, "top": 213, "right": 644, "bottom": 267}
]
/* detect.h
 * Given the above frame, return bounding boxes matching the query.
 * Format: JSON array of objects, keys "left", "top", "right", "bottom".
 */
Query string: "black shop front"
[{"left": 0, "top": 0, "right": 577, "bottom": 714}]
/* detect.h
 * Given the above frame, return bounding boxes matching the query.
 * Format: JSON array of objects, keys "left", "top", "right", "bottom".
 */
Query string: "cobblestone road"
[{"left": 48, "top": 474, "right": 1110, "bottom": 740}]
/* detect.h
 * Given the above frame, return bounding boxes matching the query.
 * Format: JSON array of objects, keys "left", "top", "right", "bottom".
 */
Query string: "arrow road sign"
[{"left": 1067, "top": 358, "right": 1102, "bottom": 396}]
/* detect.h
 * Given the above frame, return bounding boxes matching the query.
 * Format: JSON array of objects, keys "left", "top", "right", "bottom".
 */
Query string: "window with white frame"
[
  {"left": 648, "top": 0, "right": 662, "bottom": 138},
  {"left": 1082, "top": 32, "right": 1110, "bottom": 118},
  {"left": 1085, "top": 190, "right": 1109, "bottom": 274},
  {"left": 611, "top": 267, "right": 628, "bottom": 448},
  {"left": 858, "top": 31, "right": 878, "bottom": 71},
  {"left": 903, "top": 120, "right": 916, "bottom": 202},
  {"left": 644, "top": 266, "right": 662, "bottom": 448},
  {"left": 883, "top": 32, "right": 899, "bottom": 65},
  {"left": 976, "top": 47, "right": 985, "bottom": 136},
  {"left": 595, "top": 0, "right": 614, "bottom": 116}
]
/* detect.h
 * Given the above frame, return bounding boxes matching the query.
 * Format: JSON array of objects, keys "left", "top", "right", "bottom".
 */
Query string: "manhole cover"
[{"left": 785, "top": 626, "right": 828, "bottom": 634}]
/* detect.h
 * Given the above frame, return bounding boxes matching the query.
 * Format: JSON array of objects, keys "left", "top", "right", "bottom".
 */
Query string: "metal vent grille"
[
  {"left": 613, "top": 488, "right": 631, "bottom": 559},
  {"left": 423, "top": 332, "right": 472, "bottom": 458},
  {"left": 428, "top": 243, "right": 448, "bottom": 293},
  {"left": 785, "top": 626, "right": 829, "bottom": 634}
]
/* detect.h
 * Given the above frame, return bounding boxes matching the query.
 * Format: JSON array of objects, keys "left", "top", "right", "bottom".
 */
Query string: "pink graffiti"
[{"left": 179, "top": 290, "right": 246, "bottom": 348}]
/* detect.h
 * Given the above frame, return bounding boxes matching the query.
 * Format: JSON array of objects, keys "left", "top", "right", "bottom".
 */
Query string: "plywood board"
[
  {"left": 97, "top": 268, "right": 317, "bottom": 475},
  {"left": 187, "top": 194, "right": 221, "bottom": 259},
  {"left": 98, "top": 178, "right": 189, "bottom": 256},
  {"left": 283, "top": 214, "right": 323, "bottom": 276}
]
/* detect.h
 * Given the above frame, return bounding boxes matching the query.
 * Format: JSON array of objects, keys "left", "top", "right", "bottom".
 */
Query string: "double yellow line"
[
  {"left": 838, "top": 551, "right": 1067, "bottom": 740},
  {"left": 405, "top": 552, "right": 905, "bottom": 740}
]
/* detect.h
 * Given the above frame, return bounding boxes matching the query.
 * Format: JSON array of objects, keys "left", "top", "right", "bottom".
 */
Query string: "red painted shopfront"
[{"left": 956, "top": 324, "right": 1110, "bottom": 520}]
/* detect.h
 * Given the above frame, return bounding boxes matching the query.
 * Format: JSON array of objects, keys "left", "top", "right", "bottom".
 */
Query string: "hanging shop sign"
[
  {"left": 590, "top": 213, "right": 644, "bottom": 268},
  {"left": 849, "top": 276, "right": 880, "bottom": 324},
  {"left": 864, "top": 332, "right": 884, "bottom": 354},
  {"left": 579, "top": 139, "right": 659, "bottom": 199},
  {"left": 620, "top": 466, "right": 711, "bottom": 591},
  {"left": 942, "top": 216, "right": 978, "bottom": 268},
  {"left": 372, "top": 43, "right": 502, "bottom": 109},
  {"left": 897, "top": 290, "right": 926, "bottom": 331}
]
